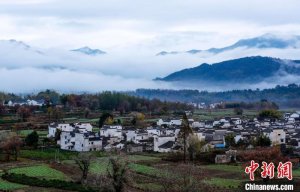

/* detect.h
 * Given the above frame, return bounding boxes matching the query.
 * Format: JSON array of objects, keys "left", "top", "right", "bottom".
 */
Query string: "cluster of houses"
[
  {"left": 48, "top": 111, "right": 300, "bottom": 153},
  {"left": 3, "top": 99, "right": 44, "bottom": 107}
]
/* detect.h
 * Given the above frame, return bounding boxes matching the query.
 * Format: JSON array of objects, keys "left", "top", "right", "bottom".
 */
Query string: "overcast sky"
[
  {"left": 1, "top": 0, "right": 300, "bottom": 50},
  {"left": 1, "top": 0, "right": 300, "bottom": 92}
]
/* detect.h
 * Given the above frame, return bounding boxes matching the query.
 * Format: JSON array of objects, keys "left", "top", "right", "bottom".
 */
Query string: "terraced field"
[
  {"left": 8, "top": 164, "right": 70, "bottom": 181},
  {"left": 0, "top": 178, "right": 26, "bottom": 191},
  {"left": 203, "top": 177, "right": 243, "bottom": 188}
]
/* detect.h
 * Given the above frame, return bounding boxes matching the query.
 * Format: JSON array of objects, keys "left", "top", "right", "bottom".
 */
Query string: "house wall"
[
  {"left": 153, "top": 136, "right": 175, "bottom": 152},
  {"left": 88, "top": 140, "right": 102, "bottom": 151},
  {"left": 48, "top": 127, "right": 57, "bottom": 138},
  {"left": 270, "top": 129, "right": 286, "bottom": 146},
  {"left": 60, "top": 131, "right": 73, "bottom": 150},
  {"left": 126, "top": 130, "right": 136, "bottom": 142},
  {"left": 100, "top": 126, "right": 122, "bottom": 138},
  {"left": 74, "top": 133, "right": 89, "bottom": 151}
]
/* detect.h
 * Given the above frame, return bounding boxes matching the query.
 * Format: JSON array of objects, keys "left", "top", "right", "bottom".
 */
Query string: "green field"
[
  {"left": 127, "top": 155, "right": 160, "bottom": 162},
  {"left": 193, "top": 109, "right": 258, "bottom": 120},
  {"left": 62, "top": 155, "right": 162, "bottom": 177},
  {"left": 293, "top": 168, "right": 300, "bottom": 177},
  {"left": 204, "top": 178, "right": 242, "bottom": 188},
  {"left": 203, "top": 164, "right": 243, "bottom": 173},
  {"left": 129, "top": 163, "right": 162, "bottom": 177},
  {"left": 17, "top": 129, "right": 48, "bottom": 137},
  {"left": 20, "top": 149, "right": 77, "bottom": 160},
  {"left": 90, "top": 157, "right": 110, "bottom": 174},
  {"left": 8, "top": 164, "right": 70, "bottom": 181},
  {"left": 0, "top": 178, "right": 26, "bottom": 191}
]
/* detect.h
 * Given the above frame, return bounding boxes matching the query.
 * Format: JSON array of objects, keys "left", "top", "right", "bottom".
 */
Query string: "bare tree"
[
  {"left": 74, "top": 152, "right": 94, "bottom": 184},
  {"left": 179, "top": 114, "right": 193, "bottom": 163},
  {"left": 16, "top": 106, "right": 31, "bottom": 122},
  {"left": 0, "top": 135, "right": 23, "bottom": 161},
  {"left": 158, "top": 163, "right": 206, "bottom": 192},
  {"left": 107, "top": 156, "right": 129, "bottom": 192}
]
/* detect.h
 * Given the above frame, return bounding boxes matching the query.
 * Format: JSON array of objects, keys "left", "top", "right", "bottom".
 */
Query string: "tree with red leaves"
[{"left": 0, "top": 135, "right": 23, "bottom": 161}]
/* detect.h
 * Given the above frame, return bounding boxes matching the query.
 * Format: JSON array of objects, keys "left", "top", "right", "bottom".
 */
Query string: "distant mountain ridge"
[
  {"left": 0, "top": 39, "right": 44, "bottom": 54},
  {"left": 156, "top": 34, "right": 300, "bottom": 56},
  {"left": 71, "top": 46, "right": 106, "bottom": 56},
  {"left": 156, "top": 56, "right": 300, "bottom": 83}
]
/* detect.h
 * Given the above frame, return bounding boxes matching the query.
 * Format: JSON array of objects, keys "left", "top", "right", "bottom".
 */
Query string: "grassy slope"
[{"left": 8, "top": 164, "right": 70, "bottom": 181}]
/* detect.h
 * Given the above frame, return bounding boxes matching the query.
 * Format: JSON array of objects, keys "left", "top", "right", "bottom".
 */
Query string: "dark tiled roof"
[
  {"left": 158, "top": 141, "right": 175, "bottom": 149},
  {"left": 89, "top": 137, "right": 101, "bottom": 141}
]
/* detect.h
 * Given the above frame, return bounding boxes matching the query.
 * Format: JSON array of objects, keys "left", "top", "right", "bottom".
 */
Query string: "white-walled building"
[
  {"left": 153, "top": 135, "right": 176, "bottom": 152},
  {"left": 49, "top": 122, "right": 102, "bottom": 152},
  {"left": 47, "top": 122, "right": 92, "bottom": 138},
  {"left": 100, "top": 125, "right": 122, "bottom": 138},
  {"left": 270, "top": 129, "right": 286, "bottom": 146}
]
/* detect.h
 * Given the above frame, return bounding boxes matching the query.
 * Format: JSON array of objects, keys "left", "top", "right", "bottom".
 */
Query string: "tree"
[
  {"left": 25, "top": 131, "right": 39, "bottom": 147},
  {"left": 0, "top": 135, "right": 22, "bottom": 161},
  {"left": 54, "top": 129, "right": 61, "bottom": 142},
  {"left": 107, "top": 157, "right": 129, "bottom": 192},
  {"left": 84, "top": 108, "right": 90, "bottom": 118},
  {"left": 50, "top": 107, "right": 63, "bottom": 122},
  {"left": 236, "top": 138, "right": 248, "bottom": 149},
  {"left": 0, "top": 104, "right": 6, "bottom": 116},
  {"left": 255, "top": 134, "right": 271, "bottom": 147},
  {"left": 99, "top": 112, "right": 114, "bottom": 128},
  {"left": 179, "top": 114, "right": 193, "bottom": 163},
  {"left": 225, "top": 134, "right": 236, "bottom": 148},
  {"left": 234, "top": 107, "right": 243, "bottom": 115},
  {"left": 258, "top": 109, "right": 282, "bottom": 119},
  {"left": 74, "top": 152, "right": 94, "bottom": 184},
  {"left": 187, "top": 135, "right": 206, "bottom": 161},
  {"left": 17, "top": 106, "right": 31, "bottom": 122}
]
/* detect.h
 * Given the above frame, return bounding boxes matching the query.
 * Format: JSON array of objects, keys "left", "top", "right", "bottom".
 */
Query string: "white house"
[
  {"left": 290, "top": 113, "right": 300, "bottom": 118},
  {"left": 170, "top": 119, "right": 182, "bottom": 126},
  {"left": 153, "top": 135, "right": 176, "bottom": 152},
  {"left": 157, "top": 119, "right": 170, "bottom": 126},
  {"left": 47, "top": 123, "right": 93, "bottom": 138},
  {"left": 126, "top": 129, "right": 137, "bottom": 142},
  {"left": 100, "top": 125, "right": 122, "bottom": 138},
  {"left": 194, "top": 132, "right": 206, "bottom": 141},
  {"left": 192, "top": 121, "right": 205, "bottom": 128},
  {"left": 74, "top": 132, "right": 102, "bottom": 152},
  {"left": 269, "top": 129, "right": 286, "bottom": 146},
  {"left": 231, "top": 118, "right": 242, "bottom": 125},
  {"left": 59, "top": 128, "right": 102, "bottom": 152}
]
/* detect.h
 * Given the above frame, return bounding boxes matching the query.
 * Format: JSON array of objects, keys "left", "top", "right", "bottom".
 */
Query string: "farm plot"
[
  {"left": 8, "top": 164, "right": 70, "bottom": 181},
  {"left": 203, "top": 178, "right": 243, "bottom": 189},
  {"left": 0, "top": 178, "right": 26, "bottom": 191},
  {"left": 202, "top": 164, "right": 243, "bottom": 173}
]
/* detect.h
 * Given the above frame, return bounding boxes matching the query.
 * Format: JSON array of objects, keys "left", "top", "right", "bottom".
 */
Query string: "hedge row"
[{"left": 1, "top": 173, "right": 96, "bottom": 192}]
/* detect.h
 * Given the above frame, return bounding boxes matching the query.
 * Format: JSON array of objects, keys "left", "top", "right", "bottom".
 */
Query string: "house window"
[
  {"left": 92, "top": 142, "right": 94, "bottom": 144},
  {"left": 82, "top": 144, "right": 83, "bottom": 147},
  {"left": 281, "top": 139, "right": 284, "bottom": 142}
]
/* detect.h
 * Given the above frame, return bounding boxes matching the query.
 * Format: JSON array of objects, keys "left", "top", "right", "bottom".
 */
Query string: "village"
[
  {"left": 50, "top": 111, "right": 300, "bottom": 161},
  {"left": 1, "top": 92, "right": 300, "bottom": 191}
]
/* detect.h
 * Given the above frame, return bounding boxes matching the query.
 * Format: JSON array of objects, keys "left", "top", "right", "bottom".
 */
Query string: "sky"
[{"left": 1, "top": 0, "right": 300, "bottom": 93}]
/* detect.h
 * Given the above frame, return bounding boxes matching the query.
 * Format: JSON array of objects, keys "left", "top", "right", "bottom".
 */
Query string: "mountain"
[
  {"left": 156, "top": 56, "right": 300, "bottom": 83},
  {"left": 156, "top": 34, "right": 300, "bottom": 56},
  {"left": 0, "top": 39, "right": 43, "bottom": 54},
  {"left": 132, "top": 84, "right": 300, "bottom": 108},
  {"left": 71, "top": 46, "right": 106, "bottom": 56}
]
